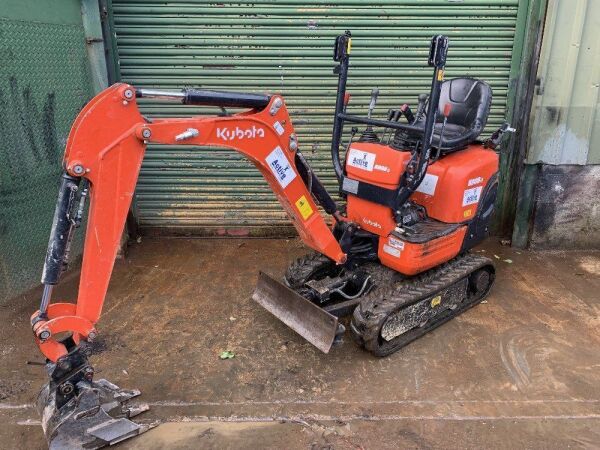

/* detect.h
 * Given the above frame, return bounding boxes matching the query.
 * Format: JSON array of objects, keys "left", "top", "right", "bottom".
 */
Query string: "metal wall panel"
[
  {"left": 526, "top": 0, "right": 600, "bottom": 165},
  {"left": 111, "top": 0, "right": 521, "bottom": 233}
]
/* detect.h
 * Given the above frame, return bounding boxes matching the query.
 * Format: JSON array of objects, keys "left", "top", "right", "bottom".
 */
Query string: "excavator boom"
[
  {"left": 32, "top": 83, "right": 345, "bottom": 448},
  {"left": 34, "top": 83, "right": 345, "bottom": 362}
]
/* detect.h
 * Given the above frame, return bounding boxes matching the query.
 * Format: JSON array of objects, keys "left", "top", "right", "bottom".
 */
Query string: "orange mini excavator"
[{"left": 31, "top": 33, "right": 512, "bottom": 448}]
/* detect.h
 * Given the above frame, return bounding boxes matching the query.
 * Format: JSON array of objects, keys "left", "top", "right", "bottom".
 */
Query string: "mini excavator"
[{"left": 31, "top": 33, "right": 512, "bottom": 448}]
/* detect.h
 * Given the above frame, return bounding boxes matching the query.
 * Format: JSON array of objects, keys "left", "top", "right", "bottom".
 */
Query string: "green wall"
[
  {"left": 111, "top": 0, "right": 524, "bottom": 234},
  {"left": 512, "top": 0, "right": 600, "bottom": 248},
  {"left": 0, "top": 0, "right": 94, "bottom": 302}
]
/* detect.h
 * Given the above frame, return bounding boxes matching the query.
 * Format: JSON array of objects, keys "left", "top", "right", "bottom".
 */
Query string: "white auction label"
[
  {"left": 347, "top": 148, "right": 376, "bottom": 171},
  {"left": 266, "top": 146, "right": 297, "bottom": 189}
]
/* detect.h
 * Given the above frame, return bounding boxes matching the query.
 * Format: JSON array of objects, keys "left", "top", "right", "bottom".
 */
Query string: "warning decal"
[
  {"left": 273, "top": 121, "right": 285, "bottom": 135},
  {"left": 388, "top": 237, "right": 405, "bottom": 250},
  {"left": 416, "top": 173, "right": 439, "bottom": 196},
  {"left": 295, "top": 195, "right": 314, "bottom": 220},
  {"left": 383, "top": 244, "right": 401, "bottom": 257}
]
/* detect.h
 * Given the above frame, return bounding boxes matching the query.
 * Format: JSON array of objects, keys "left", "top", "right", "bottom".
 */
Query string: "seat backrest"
[{"left": 437, "top": 78, "right": 492, "bottom": 136}]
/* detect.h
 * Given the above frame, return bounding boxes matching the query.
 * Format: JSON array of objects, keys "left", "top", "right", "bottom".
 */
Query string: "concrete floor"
[{"left": 1, "top": 238, "right": 599, "bottom": 449}]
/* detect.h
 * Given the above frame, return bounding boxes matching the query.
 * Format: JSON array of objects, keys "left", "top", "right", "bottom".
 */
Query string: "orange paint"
[
  {"left": 378, "top": 227, "right": 467, "bottom": 275},
  {"left": 36, "top": 83, "right": 345, "bottom": 362},
  {"left": 346, "top": 142, "right": 498, "bottom": 227},
  {"left": 345, "top": 141, "right": 498, "bottom": 276}
]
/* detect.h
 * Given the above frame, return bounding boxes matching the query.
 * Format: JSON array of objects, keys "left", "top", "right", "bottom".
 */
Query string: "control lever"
[
  {"left": 400, "top": 103, "right": 415, "bottom": 123},
  {"left": 381, "top": 109, "right": 403, "bottom": 144},
  {"left": 380, "top": 108, "right": 395, "bottom": 142},
  {"left": 367, "top": 88, "right": 379, "bottom": 118},
  {"left": 359, "top": 88, "right": 380, "bottom": 142},
  {"left": 414, "top": 93, "right": 429, "bottom": 123},
  {"left": 432, "top": 103, "right": 452, "bottom": 161},
  {"left": 343, "top": 92, "right": 351, "bottom": 113},
  {"left": 344, "top": 126, "right": 359, "bottom": 153},
  {"left": 387, "top": 110, "right": 403, "bottom": 144},
  {"left": 484, "top": 122, "right": 516, "bottom": 150}
]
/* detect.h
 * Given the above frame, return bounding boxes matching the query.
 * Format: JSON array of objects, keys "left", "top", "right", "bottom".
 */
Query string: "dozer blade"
[
  {"left": 38, "top": 378, "right": 154, "bottom": 449},
  {"left": 252, "top": 271, "right": 338, "bottom": 353}
]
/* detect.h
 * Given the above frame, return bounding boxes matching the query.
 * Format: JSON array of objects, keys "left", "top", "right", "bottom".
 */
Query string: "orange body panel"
[
  {"left": 345, "top": 141, "right": 498, "bottom": 275},
  {"left": 346, "top": 142, "right": 498, "bottom": 232},
  {"left": 378, "top": 227, "right": 467, "bottom": 275},
  {"left": 411, "top": 148, "right": 498, "bottom": 223}
]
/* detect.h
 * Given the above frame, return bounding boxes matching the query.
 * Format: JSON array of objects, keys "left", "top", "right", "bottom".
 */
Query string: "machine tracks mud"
[
  {"left": 282, "top": 251, "right": 494, "bottom": 357},
  {"left": 351, "top": 253, "right": 495, "bottom": 356},
  {"left": 285, "top": 252, "right": 339, "bottom": 289}
]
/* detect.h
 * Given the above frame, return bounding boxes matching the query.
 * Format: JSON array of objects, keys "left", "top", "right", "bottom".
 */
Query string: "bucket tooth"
[
  {"left": 38, "top": 378, "right": 151, "bottom": 449},
  {"left": 252, "top": 271, "right": 338, "bottom": 353}
]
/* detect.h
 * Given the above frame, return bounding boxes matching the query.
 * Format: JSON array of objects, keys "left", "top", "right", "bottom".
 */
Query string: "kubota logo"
[
  {"left": 216, "top": 126, "right": 265, "bottom": 141},
  {"left": 362, "top": 218, "right": 382, "bottom": 229}
]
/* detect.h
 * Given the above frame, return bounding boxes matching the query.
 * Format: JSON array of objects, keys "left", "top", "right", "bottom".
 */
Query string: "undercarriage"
[{"left": 281, "top": 251, "right": 495, "bottom": 357}]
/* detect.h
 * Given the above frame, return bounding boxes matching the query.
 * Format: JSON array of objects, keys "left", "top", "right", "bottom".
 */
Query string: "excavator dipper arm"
[
  {"left": 31, "top": 83, "right": 345, "bottom": 449},
  {"left": 32, "top": 83, "right": 345, "bottom": 363}
]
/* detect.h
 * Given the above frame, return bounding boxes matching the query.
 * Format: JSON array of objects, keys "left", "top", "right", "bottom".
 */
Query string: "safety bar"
[
  {"left": 330, "top": 33, "right": 448, "bottom": 201},
  {"left": 136, "top": 88, "right": 271, "bottom": 109},
  {"left": 338, "top": 114, "right": 425, "bottom": 134},
  {"left": 392, "top": 35, "right": 448, "bottom": 212},
  {"left": 330, "top": 31, "right": 352, "bottom": 181}
]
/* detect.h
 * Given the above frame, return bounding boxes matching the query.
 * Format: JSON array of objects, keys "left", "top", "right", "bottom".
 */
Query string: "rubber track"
[
  {"left": 284, "top": 252, "right": 335, "bottom": 288},
  {"left": 351, "top": 253, "right": 494, "bottom": 357}
]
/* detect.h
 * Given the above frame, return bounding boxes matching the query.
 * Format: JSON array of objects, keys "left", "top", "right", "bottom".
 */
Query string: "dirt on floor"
[{"left": 0, "top": 238, "right": 599, "bottom": 449}]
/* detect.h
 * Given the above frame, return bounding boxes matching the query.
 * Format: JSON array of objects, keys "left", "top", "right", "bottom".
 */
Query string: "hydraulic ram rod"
[
  {"left": 38, "top": 172, "right": 81, "bottom": 318},
  {"left": 136, "top": 88, "right": 271, "bottom": 109},
  {"left": 135, "top": 88, "right": 185, "bottom": 100}
]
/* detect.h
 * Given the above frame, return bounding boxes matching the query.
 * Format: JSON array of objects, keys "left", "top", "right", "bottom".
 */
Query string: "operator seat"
[{"left": 432, "top": 77, "right": 492, "bottom": 154}]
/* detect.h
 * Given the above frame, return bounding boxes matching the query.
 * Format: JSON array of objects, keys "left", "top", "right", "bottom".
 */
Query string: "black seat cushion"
[{"left": 431, "top": 78, "right": 492, "bottom": 153}]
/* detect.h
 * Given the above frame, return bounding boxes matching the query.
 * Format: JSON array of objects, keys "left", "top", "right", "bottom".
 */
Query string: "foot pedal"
[{"left": 38, "top": 378, "right": 154, "bottom": 449}]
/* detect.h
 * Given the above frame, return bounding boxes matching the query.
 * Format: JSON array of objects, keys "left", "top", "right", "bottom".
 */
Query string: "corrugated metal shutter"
[{"left": 111, "top": 0, "right": 520, "bottom": 234}]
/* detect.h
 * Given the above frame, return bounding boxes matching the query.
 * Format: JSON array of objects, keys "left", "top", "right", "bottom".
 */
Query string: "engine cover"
[
  {"left": 345, "top": 142, "right": 498, "bottom": 235},
  {"left": 344, "top": 141, "right": 499, "bottom": 275}
]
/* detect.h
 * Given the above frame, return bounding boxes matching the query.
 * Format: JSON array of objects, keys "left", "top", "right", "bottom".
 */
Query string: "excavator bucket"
[
  {"left": 252, "top": 272, "right": 339, "bottom": 353},
  {"left": 38, "top": 378, "right": 153, "bottom": 449}
]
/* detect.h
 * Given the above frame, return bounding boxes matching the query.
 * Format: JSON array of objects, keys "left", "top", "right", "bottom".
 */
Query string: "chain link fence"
[{"left": 0, "top": 16, "right": 93, "bottom": 303}]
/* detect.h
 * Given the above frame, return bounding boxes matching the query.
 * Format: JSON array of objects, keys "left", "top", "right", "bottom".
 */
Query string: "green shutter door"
[{"left": 111, "top": 0, "right": 521, "bottom": 234}]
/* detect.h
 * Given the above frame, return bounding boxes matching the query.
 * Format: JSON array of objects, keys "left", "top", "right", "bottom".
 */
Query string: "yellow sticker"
[
  {"left": 347, "top": 38, "right": 352, "bottom": 54},
  {"left": 437, "top": 69, "right": 445, "bottom": 81},
  {"left": 295, "top": 195, "right": 314, "bottom": 220},
  {"left": 431, "top": 295, "right": 442, "bottom": 308},
  {"left": 463, "top": 209, "right": 472, "bottom": 218}
]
